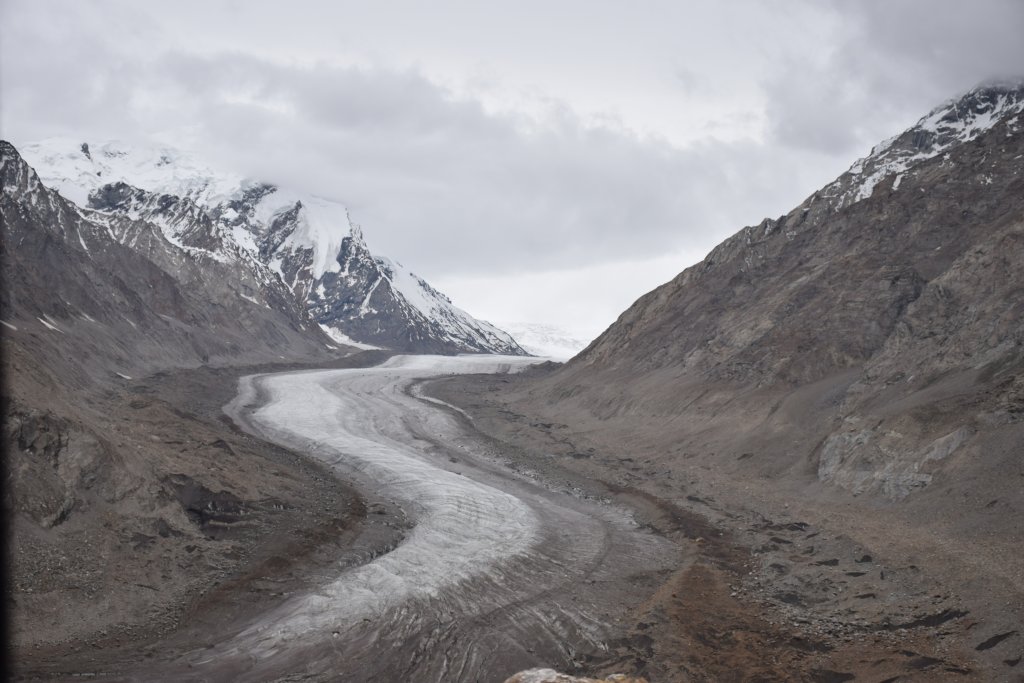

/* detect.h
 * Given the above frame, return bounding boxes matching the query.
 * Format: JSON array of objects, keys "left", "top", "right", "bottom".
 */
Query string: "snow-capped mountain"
[
  {"left": 0, "top": 141, "right": 331, "bottom": 377},
  {"left": 18, "top": 139, "right": 526, "bottom": 355},
  {"left": 307, "top": 225, "right": 527, "bottom": 354},
  {"left": 822, "top": 80, "right": 1024, "bottom": 210},
  {"left": 494, "top": 322, "right": 592, "bottom": 360}
]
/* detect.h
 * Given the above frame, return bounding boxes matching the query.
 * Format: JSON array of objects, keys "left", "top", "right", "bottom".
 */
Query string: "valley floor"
[
  {"left": 426, "top": 370, "right": 1024, "bottom": 682},
  {"left": 13, "top": 355, "right": 1021, "bottom": 682}
]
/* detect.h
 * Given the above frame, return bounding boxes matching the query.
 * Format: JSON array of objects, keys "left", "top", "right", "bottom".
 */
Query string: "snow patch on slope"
[
  {"left": 19, "top": 138, "right": 241, "bottom": 208},
  {"left": 251, "top": 188, "right": 351, "bottom": 279},
  {"left": 384, "top": 260, "right": 440, "bottom": 320},
  {"left": 832, "top": 81, "right": 1024, "bottom": 208},
  {"left": 319, "top": 324, "right": 382, "bottom": 350}
]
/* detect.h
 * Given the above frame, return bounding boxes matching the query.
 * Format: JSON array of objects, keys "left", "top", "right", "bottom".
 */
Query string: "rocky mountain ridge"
[
  {"left": 572, "top": 81, "right": 1024, "bottom": 387},
  {"left": 529, "top": 80, "right": 1024, "bottom": 502}
]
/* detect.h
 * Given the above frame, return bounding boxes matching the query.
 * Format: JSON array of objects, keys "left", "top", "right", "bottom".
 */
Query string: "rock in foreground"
[{"left": 504, "top": 669, "right": 649, "bottom": 683}]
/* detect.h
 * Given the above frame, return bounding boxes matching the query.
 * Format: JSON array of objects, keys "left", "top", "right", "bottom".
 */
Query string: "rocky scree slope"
[{"left": 19, "top": 138, "right": 525, "bottom": 355}]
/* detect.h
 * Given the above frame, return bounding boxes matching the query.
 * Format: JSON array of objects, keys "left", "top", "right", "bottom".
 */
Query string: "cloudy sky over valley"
[{"left": 3, "top": 0, "right": 1022, "bottom": 338}]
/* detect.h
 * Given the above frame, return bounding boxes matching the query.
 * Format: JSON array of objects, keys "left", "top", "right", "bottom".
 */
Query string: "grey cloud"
[
  {"left": 3, "top": 0, "right": 1021, "bottom": 287},
  {"left": 6, "top": 32, "right": 804, "bottom": 277},
  {"left": 763, "top": 0, "right": 1024, "bottom": 156},
  {"left": 841, "top": 0, "right": 1024, "bottom": 87},
  {"left": 672, "top": 66, "right": 702, "bottom": 94}
]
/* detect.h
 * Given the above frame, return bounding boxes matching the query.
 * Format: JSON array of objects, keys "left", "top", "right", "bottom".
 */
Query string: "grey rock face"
[{"left": 88, "top": 181, "right": 227, "bottom": 254}]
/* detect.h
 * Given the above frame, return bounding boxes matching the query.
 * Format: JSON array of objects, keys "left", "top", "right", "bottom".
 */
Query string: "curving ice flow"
[
  {"left": 215, "top": 355, "right": 544, "bottom": 653},
  {"left": 153, "top": 353, "right": 678, "bottom": 682}
]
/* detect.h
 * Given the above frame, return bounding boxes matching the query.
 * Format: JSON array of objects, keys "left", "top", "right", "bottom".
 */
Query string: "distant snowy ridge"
[
  {"left": 18, "top": 138, "right": 526, "bottom": 355},
  {"left": 497, "top": 322, "right": 592, "bottom": 360}
]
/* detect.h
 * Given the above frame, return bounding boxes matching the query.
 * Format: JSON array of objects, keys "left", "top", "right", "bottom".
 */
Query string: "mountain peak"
[
  {"left": 820, "top": 78, "right": 1024, "bottom": 211},
  {"left": 347, "top": 213, "right": 366, "bottom": 245},
  {"left": 912, "top": 79, "right": 1024, "bottom": 151},
  {"left": 18, "top": 137, "right": 242, "bottom": 208}
]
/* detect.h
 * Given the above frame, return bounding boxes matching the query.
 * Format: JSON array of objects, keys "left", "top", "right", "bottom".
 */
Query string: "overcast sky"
[{"left": 3, "top": 1, "right": 1022, "bottom": 339}]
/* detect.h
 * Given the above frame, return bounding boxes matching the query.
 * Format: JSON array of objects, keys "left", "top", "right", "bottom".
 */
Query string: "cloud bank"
[{"left": 3, "top": 0, "right": 1021, "bottom": 333}]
